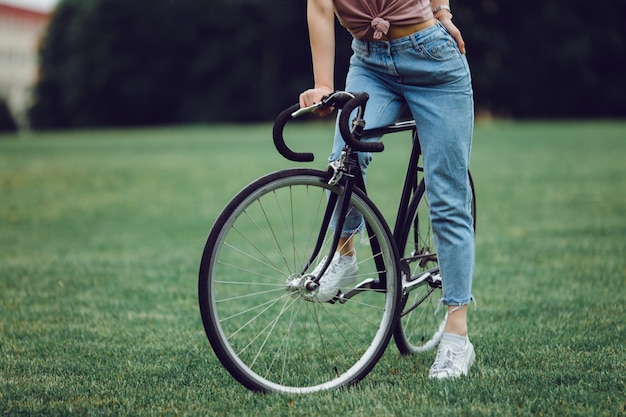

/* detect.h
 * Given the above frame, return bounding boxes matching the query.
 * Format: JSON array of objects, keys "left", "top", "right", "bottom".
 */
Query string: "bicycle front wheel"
[{"left": 199, "top": 169, "right": 401, "bottom": 393}]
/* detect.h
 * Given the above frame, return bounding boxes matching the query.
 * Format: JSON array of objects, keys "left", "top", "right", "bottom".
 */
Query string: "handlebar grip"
[
  {"left": 272, "top": 104, "right": 314, "bottom": 162},
  {"left": 338, "top": 92, "right": 384, "bottom": 153}
]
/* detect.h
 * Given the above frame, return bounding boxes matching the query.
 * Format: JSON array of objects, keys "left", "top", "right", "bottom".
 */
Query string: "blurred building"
[{"left": 0, "top": 2, "right": 51, "bottom": 128}]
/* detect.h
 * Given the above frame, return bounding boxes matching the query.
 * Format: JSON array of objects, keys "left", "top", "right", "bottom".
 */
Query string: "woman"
[{"left": 300, "top": 0, "right": 476, "bottom": 379}]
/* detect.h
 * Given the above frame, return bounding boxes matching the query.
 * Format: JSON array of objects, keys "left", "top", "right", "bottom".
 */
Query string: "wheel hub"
[{"left": 286, "top": 273, "right": 321, "bottom": 301}]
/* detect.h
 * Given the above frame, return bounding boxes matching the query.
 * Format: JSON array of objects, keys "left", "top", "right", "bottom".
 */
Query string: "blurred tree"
[
  {"left": 29, "top": 0, "right": 626, "bottom": 129},
  {"left": 0, "top": 97, "right": 18, "bottom": 133},
  {"left": 29, "top": 0, "right": 313, "bottom": 128},
  {"left": 459, "top": 0, "right": 626, "bottom": 117}
]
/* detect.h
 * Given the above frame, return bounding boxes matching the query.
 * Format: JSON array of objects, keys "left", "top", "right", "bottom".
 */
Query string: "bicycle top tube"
[{"left": 360, "top": 120, "right": 416, "bottom": 140}]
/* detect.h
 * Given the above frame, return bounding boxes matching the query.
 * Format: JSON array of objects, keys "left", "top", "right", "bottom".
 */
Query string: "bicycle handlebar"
[
  {"left": 273, "top": 103, "right": 309, "bottom": 161},
  {"left": 272, "top": 91, "right": 384, "bottom": 163}
]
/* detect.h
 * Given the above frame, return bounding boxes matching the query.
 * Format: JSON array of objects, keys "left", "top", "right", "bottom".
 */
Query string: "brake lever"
[
  {"left": 290, "top": 92, "right": 356, "bottom": 118},
  {"left": 290, "top": 102, "right": 324, "bottom": 118}
]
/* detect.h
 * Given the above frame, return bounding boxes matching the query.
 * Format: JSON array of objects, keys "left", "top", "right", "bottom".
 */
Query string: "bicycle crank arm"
[
  {"left": 336, "top": 278, "right": 379, "bottom": 304},
  {"left": 402, "top": 270, "right": 441, "bottom": 294}
]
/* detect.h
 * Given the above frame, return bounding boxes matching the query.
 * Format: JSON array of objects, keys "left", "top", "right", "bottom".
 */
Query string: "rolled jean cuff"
[
  {"left": 330, "top": 213, "right": 365, "bottom": 237},
  {"left": 441, "top": 295, "right": 475, "bottom": 307}
]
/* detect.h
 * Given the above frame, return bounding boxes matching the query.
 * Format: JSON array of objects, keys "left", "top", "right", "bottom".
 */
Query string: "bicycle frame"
[
  {"left": 305, "top": 119, "right": 432, "bottom": 300},
  {"left": 273, "top": 91, "right": 449, "bottom": 299}
]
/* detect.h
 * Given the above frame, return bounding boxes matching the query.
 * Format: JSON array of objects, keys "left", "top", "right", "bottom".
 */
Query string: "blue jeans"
[{"left": 331, "top": 23, "right": 475, "bottom": 306}]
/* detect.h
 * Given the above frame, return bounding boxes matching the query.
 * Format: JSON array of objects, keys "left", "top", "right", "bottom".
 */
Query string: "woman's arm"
[{"left": 299, "top": 0, "right": 336, "bottom": 110}]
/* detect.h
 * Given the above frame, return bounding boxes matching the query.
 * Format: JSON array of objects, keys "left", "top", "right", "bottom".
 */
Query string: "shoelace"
[
  {"left": 431, "top": 346, "right": 457, "bottom": 374},
  {"left": 321, "top": 257, "right": 351, "bottom": 282}
]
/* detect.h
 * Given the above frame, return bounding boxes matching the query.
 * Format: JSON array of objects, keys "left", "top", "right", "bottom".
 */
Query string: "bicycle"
[{"left": 198, "top": 91, "right": 476, "bottom": 394}]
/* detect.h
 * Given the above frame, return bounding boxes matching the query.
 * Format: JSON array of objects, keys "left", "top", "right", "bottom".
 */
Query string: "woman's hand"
[
  {"left": 299, "top": 86, "right": 334, "bottom": 116},
  {"left": 437, "top": 15, "right": 466, "bottom": 54}
]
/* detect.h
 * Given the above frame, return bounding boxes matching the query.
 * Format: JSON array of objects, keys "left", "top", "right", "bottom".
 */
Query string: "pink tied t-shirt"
[{"left": 334, "top": 0, "right": 433, "bottom": 39}]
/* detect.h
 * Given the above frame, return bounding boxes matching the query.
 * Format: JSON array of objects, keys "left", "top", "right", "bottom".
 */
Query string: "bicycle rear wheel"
[
  {"left": 199, "top": 169, "right": 401, "bottom": 393},
  {"left": 393, "top": 173, "right": 476, "bottom": 354}
]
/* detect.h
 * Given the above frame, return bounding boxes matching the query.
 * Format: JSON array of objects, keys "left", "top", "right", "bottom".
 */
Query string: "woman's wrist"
[{"left": 432, "top": 4, "right": 453, "bottom": 20}]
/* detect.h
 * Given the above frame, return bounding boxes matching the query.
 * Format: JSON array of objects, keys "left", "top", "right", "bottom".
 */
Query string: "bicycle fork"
[{"left": 300, "top": 150, "right": 359, "bottom": 289}]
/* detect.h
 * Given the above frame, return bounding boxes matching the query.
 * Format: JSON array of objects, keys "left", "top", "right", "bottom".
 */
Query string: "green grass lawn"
[{"left": 1, "top": 121, "right": 625, "bottom": 416}]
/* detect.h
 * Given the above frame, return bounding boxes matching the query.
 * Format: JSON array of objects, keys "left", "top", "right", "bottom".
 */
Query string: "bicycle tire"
[
  {"left": 393, "top": 172, "right": 476, "bottom": 354},
  {"left": 199, "top": 168, "right": 401, "bottom": 393}
]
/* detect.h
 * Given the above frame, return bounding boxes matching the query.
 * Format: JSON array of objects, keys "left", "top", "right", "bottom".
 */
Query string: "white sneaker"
[
  {"left": 429, "top": 334, "right": 475, "bottom": 379},
  {"left": 311, "top": 252, "right": 358, "bottom": 302}
]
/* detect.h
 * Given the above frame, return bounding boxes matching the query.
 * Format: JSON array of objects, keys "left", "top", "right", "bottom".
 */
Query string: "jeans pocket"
[{"left": 418, "top": 34, "right": 459, "bottom": 62}]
